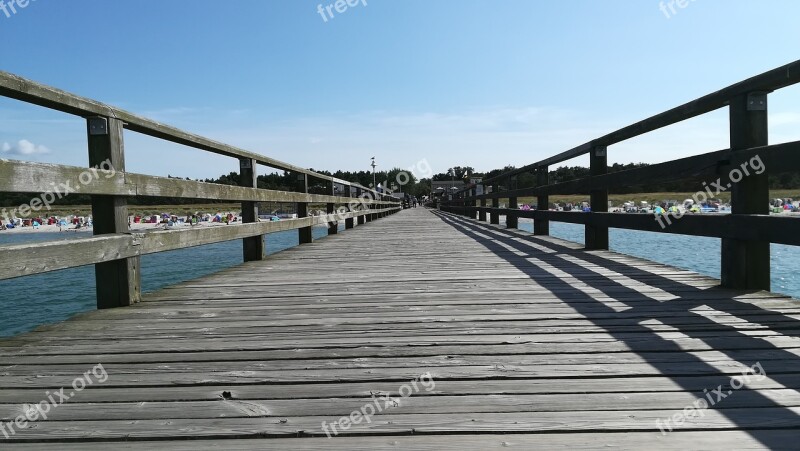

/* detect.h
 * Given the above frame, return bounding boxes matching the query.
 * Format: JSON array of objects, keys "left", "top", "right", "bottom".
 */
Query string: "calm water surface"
[
  {"left": 516, "top": 220, "right": 800, "bottom": 300},
  {"left": 0, "top": 225, "right": 334, "bottom": 337}
]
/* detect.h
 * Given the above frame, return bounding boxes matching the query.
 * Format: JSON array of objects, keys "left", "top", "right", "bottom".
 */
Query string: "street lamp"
[{"left": 370, "top": 157, "right": 377, "bottom": 190}]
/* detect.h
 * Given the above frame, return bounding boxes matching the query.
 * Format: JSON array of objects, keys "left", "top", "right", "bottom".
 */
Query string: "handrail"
[
  {"left": 0, "top": 71, "right": 385, "bottom": 198},
  {"left": 481, "top": 59, "right": 800, "bottom": 185},
  {"left": 442, "top": 59, "right": 800, "bottom": 292},
  {"left": 0, "top": 72, "right": 402, "bottom": 309}
]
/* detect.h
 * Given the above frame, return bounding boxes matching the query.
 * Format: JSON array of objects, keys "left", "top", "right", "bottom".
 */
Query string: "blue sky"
[{"left": 1, "top": 0, "right": 799, "bottom": 180}]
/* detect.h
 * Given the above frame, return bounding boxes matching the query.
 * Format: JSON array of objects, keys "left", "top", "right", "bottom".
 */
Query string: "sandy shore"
[
  {"left": 0, "top": 221, "right": 243, "bottom": 235},
  {"left": 0, "top": 217, "right": 336, "bottom": 235}
]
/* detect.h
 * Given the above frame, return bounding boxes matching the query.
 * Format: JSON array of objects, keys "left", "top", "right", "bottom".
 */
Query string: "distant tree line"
[
  {"left": 2, "top": 162, "right": 796, "bottom": 209},
  {"left": 430, "top": 163, "right": 800, "bottom": 194}
]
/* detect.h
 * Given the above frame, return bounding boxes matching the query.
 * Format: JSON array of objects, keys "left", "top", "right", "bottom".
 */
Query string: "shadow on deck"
[{"left": 1, "top": 208, "right": 799, "bottom": 449}]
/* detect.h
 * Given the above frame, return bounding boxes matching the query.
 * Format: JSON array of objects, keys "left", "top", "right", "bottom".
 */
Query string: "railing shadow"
[{"left": 433, "top": 210, "right": 800, "bottom": 447}]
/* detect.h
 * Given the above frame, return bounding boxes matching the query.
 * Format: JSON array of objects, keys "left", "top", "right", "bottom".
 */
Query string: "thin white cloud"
[{"left": 1, "top": 139, "right": 50, "bottom": 156}]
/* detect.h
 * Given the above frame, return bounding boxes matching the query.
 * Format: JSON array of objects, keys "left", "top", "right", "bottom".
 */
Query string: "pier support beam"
[
  {"left": 722, "top": 92, "right": 770, "bottom": 290},
  {"left": 586, "top": 146, "right": 609, "bottom": 250},
  {"left": 87, "top": 117, "right": 141, "bottom": 309},
  {"left": 535, "top": 165, "right": 550, "bottom": 236},
  {"left": 240, "top": 158, "right": 265, "bottom": 261}
]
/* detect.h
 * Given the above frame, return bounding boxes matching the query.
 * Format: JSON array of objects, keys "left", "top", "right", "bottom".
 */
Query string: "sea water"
[
  {"left": 0, "top": 225, "right": 334, "bottom": 337},
  {"left": 516, "top": 220, "right": 800, "bottom": 300}
]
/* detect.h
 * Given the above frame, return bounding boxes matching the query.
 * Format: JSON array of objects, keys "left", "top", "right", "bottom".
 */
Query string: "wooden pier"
[
  {"left": 2, "top": 63, "right": 800, "bottom": 449},
  {"left": 2, "top": 208, "right": 800, "bottom": 448}
]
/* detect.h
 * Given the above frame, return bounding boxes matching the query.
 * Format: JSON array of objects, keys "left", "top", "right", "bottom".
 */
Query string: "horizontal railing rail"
[
  {"left": 478, "top": 59, "right": 800, "bottom": 185},
  {"left": 0, "top": 160, "right": 392, "bottom": 205},
  {"left": 0, "top": 208, "right": 396, "bottom": 281},
  {"left": 0, "top": 72, "right": 401, "bottom": 309},
  {"left": 0, "top": 71, "right": 383, "bottom": 192},
  {"left": 441, "top": 59, "right": 800, "bottom": 292}
]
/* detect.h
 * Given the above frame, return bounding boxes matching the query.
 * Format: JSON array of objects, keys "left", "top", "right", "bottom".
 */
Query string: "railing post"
[
  {"left": 87, "top": 116, "right": 140, "bottom": 309},
  {"left": 298, "top": 174, "right": 313, "bottom": 244},
  {"left": 491, "top": 184, "right": 500, "bottom": 225},
  {"left": 507, "top": 177, "right": 518, "bottom": 229},
  {"left": 327, "top": 182, "right": 338, "bottom": 235},
  {"left": 478, "top": 185, "right": 487, "bottom": 222},
  {"left": 345, "top": 185, "right": 355, "bottom": 229},
  {"left": 240, "top": 158, "right": 265, "bottom": 261},
  {"left": 586, "top": 146, "right": 609, "bottom": 250},
  {"left": 535, "top": 165, "right": 550, "bottom": 235},
  {"left": 357, "top": 188, "right": 367, "bottom": 225},
  {"left": 471, "top": 187, "right": 478, "bottom": 220},
  {"left": 722, "top": 92, "right": 770, "bottom": 290}
]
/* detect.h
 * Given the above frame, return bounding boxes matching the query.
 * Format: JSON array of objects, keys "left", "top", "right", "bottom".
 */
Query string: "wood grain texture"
[{"left": 1, "top": 208, "right": 799, "bottom": 449}]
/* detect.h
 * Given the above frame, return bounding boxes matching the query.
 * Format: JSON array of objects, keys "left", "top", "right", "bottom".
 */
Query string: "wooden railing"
[
  {"left": 441, "top": 60, "right": 800, "bottom": 291},
  {"left": 0, "top": 72, "right": 401, "bottom": 308}
]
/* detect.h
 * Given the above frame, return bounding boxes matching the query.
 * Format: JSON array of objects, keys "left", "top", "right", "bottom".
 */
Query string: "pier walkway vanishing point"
[{"left": 3, "top": 208, "right": 800, "bottom": 449}]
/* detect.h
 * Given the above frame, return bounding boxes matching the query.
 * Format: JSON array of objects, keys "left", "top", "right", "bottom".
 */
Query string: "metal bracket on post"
[
  {"left": 747, "top": 92, "right": 768, "bottom": 111},
  {"left": 88, "top": 117, "right": 109, "bottom": 136}
]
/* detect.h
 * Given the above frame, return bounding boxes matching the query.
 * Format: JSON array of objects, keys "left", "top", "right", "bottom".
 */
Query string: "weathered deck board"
[{"left": 2, "top": 208, "right": 799, "bottom": 449}]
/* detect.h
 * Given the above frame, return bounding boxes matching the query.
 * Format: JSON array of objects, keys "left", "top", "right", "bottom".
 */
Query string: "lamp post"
[{"left": 371, "top": 157, "right": 377, "bottom": 191}]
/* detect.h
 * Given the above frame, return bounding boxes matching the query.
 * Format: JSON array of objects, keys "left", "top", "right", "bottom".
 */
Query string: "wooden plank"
[
  {"left": 3, "top": 408, "right": 800, "bottom": 441},
  {"left": 3, "top": 374, "right": 799, "bottom": 403},
  {"left": 0, "top": 431, "right": 794, "bottom": 450},
  {"left": 5, "top": 389, "right": 800, "bottom": 422}
]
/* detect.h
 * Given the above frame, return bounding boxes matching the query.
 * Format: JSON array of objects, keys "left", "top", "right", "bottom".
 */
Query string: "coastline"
[{"left": 1, "top": 221, "right": 238, "bottom": 235}]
